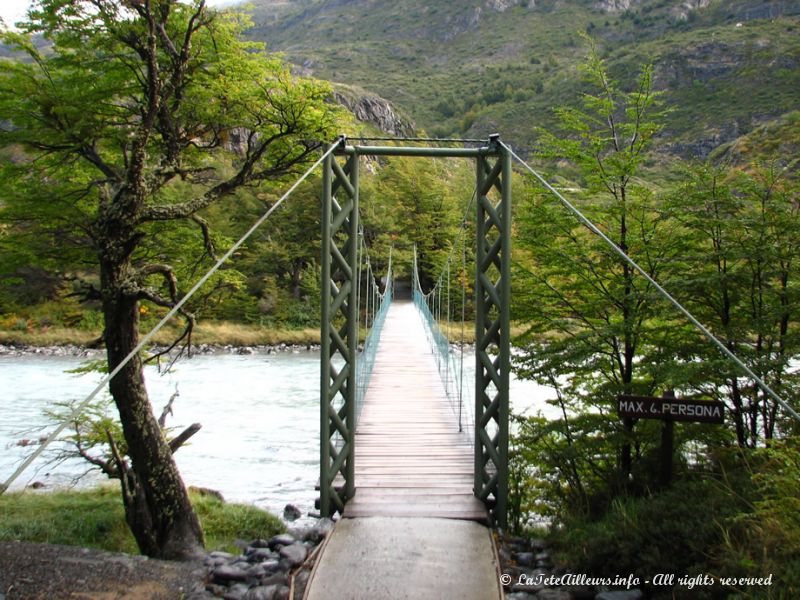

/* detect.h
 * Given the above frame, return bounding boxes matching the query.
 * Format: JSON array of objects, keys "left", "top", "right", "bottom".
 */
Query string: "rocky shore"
[
  {"left": 0, "top": 519, "right": 650, "bottom": 600},
  {"left": 497, "top": 534, "right": 644, "bottom": 600},
  {"left": 0, "top": 516, "right": 333, "bottom": 600},
  {"left": 200, "top": 517, "right": 333, "bottom": 600},
  {"left": 0, "top": 343, "right": 320, "bottom": 358}
]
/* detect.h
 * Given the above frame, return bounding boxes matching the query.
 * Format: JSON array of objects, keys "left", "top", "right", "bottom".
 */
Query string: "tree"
[
  {"left": 369, "top": 155, "right": 467, "bottom": 288},
  {"left": 0, "top": 0, "right": 337, "bottom": 559},
  {"left": 665, "top": 162, "right": 800, "bottom": 446},
  {"left": 513, "top": 39, "right": 671, "bottom": 505}
]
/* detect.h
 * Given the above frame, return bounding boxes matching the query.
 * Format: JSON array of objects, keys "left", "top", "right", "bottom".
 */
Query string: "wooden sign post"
[{"left": 617, "top": 392, "right": 724, "bottom": 487}]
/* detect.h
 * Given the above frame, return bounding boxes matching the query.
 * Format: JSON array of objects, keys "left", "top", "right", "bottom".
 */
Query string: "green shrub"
[
  {"left": 552, "top": 475, "right": 752, "bottom": 599},
  {"left": 715, "top": 441, "right": 800, "bottom": 599}
]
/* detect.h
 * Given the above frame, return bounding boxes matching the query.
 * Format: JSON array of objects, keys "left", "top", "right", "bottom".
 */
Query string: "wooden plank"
[{"left": 345, "top": 300, "right": 487, "bottom": 522}]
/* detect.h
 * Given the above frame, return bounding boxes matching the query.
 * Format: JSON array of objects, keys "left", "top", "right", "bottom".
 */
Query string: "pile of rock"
[
  {"left": 498, "top": 535, "right": 643, "bottom": 600},
  {"left": 202, "top": 518, "right": 334, "bottom": 600},
  {"left": 0, "top": 343, "right": 100, "bottom": 357}
]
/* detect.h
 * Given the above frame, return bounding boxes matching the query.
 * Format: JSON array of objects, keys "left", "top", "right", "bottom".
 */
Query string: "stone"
[
  {"left": 212, "top": 564, "right": 249, "bottom": 583},
  {"left": 246, "top": 547, "right": 277, "bottom": 562},
  {"left": 274, "top": 586, "right": 290, "bottom": 600},
  {"left": 267, "top": 533, "right": 296, "bottom": 550},
  {"left": 283, "top": 504, "right": 302, "bottom": 522},
  {"left": 516, "top": 551, "right": 536, "bottom": 567},
  {"left": 249, "top": 538, "right": 270, "bottom": 549},
  {"left": 529, "top": 538, "right": 547, "bottom": 551},
  {"left": 534, "top": 590, "right": 573, "bottom": 600},
  {"left": 244, "top": 585, "right": 280, "bottom": 600},
  {"left": 222, "top": 583, "right": 250, "bottom": 600},
  {"left": 246, "top": 563, "right": 268, "bottom": 579},
  {"left": 306, "top": 517, "right": 334, "bottom": 543},
  {"left": 279, "top": 542, "right": 308, "bottom": 568},
  {"left": 596, "top": 592, "right": 644, "bottom": 600},
  {"left": 511, "top": 581, "right": 545, "bottom": 594},
  {"left": 506, "top": 593, "right": 538, "bottom": 600},
  {"left": 293, "top": 570, "right": 310, "bottom": 590},
  {"left": 205, "top": 556, "right": 230, "bottom": 568},
  {"left": 559, "top": 585, "right": 596, "bottom": 600},
  {"left": 259, "top": 559, "right": 282, "bottom": 574},
  {"left": 502, "top": 566, "right": 526, "bottom": 586},
  {"left": 205, "top": 584, "right": 227, "bottom": 596},
  {"left": 260, "top": 572, "right": 289, "bottom": 587}
]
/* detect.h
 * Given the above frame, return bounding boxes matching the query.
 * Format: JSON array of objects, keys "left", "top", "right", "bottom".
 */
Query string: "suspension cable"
[
  {"left": 354, "top": 209, "right": 393, "bottom": 418},
  {"left": 411, "top": 183, "right": 478, "bottom": 439},
  {"left": 501, "top": 141, "right": 800, "bottom": 423},
  {"left": 0, "top": 141, "right": 341, "bottom": 495}
]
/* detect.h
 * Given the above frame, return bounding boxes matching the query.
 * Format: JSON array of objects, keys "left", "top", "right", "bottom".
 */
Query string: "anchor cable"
[
  {"left": 0, "top": 141, "right": 342, "bottom": 495},
  {"left": 502, "top": 141, "right": 800, "bottom": 423}
]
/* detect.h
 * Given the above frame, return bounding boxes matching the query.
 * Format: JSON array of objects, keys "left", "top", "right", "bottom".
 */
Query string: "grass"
[
  {"left": 0, "top": 328, "right": 101, "bottom": 347},
  {"left": 0, "top": 322, "right": 321, "bottom": 348},
  {"left": 0, "top": 485, "right": 285, "bottom": 554},
  {"left": 0, "top": 319, "right": 537, "bottom": 347}
]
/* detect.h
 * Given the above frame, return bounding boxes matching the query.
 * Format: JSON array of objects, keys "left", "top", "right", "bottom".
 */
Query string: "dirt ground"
[{"left": 0, "top": 541, "right": 209, "bottom": 600}]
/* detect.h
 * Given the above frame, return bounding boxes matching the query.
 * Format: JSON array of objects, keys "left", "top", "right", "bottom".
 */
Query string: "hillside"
[{"left": 241, "top": 0, "right": 800, "bottom": 158}]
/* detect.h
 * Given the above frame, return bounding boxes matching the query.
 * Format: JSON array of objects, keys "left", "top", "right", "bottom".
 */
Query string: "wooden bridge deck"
[{"left": 343, "top": 300, "right": 487, "bottom": 522}]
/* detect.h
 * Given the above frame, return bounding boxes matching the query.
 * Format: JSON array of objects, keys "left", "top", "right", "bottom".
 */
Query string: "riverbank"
[
  {"left": 0, "top": 322, "right": 322, "bottom": 349},
  {"left": 0, "top": 486, "right": 334, "bottom": 600},
  {"left": 0, "top": 341, "right": 320, "bottom": 357},
  {"left": 0, "top": 318, "right": 481, "bottom": 350}
]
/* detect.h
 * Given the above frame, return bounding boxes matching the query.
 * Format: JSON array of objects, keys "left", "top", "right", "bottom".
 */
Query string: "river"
[{"left": 0, "top": 349, "right": 555, "bottom": 519}]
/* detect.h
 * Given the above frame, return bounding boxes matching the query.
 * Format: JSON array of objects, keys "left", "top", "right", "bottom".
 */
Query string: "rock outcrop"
[{"left": 333, "top": 85, "right": 415, "bottom": 137}]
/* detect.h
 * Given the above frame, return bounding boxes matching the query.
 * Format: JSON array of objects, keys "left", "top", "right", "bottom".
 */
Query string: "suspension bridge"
[{"left": 4, "top": 134, "right": 799, "bottom": 600}]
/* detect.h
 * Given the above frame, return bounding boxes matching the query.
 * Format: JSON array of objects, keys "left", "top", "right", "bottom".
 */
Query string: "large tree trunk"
[{"left": 101, "top": 256, "right": 205, "bottom": 561}]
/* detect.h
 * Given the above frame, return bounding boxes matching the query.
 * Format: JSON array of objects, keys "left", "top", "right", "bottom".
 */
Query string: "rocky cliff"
[{"left": 333, "top": 85, "right": 415, "bottom": 137}]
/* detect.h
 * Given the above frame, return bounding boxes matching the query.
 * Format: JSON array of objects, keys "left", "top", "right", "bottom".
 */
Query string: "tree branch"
[{"left": 169, "top": 423, "right": 201, "bottom": 453}]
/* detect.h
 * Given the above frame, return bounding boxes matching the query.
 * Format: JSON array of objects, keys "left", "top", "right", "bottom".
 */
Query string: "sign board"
[{"left": 617, "top": 395, "right": 724, "bottom": 424}]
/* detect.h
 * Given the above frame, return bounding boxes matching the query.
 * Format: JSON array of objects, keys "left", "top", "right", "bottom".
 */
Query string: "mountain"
[{"left": 240, "top": 0, "right": 800, "bottom": 160}]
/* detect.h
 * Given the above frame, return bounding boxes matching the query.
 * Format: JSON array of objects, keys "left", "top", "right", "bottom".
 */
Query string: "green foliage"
[
  {"left": 0, "top": 486, "right": 284, "bottom": 554},
  {"left": 513, "top": 42, "right": 676, "bottom": 502},
  {"left": 542, "top": 444, "right": 800, "bottom": 599},
  {"left": 191, "top": 491, "right": 285, "bottom": 553},
  {"left": 508, "top": 39, "right": 800, "bottom": 600},
  {"left": 0, "top": 486, "right": 136, "bottom": 553},
  {"left": 242, "top": 0, "right": 800, "bottom": 157},
  {"left": 0, "top": 0, "right": 340, "bottom": 334},
  {"left": 663, "top": 163, "right": 800, "bottom": 444},
  {"left": 715, "top": 441, "right": 800, "bottom": 598}
]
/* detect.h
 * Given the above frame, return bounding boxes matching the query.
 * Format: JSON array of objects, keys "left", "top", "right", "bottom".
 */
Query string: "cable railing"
[
  {"left": 356, "top": 246, "right": 393, "bottom": 420},
  {"left": 412, "top": 245, "right": 475, "bottom": 444}
]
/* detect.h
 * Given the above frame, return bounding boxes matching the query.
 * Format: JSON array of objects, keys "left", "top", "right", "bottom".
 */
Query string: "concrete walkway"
[{"left": 304, "top": 516, "right": 502, "bottom": 600}]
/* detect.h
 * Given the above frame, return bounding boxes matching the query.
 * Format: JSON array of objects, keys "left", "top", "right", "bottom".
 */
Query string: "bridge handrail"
[
  {"left": 412, "top": 245, "right": 474, "bottom": 439},
  {"left": 356, "top": 246, "right": 392, "bottom": 420}
]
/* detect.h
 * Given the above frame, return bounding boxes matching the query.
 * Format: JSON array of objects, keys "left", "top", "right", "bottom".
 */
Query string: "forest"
[{"left": 0, "top": 0, "right": 798, "bottom": 596}]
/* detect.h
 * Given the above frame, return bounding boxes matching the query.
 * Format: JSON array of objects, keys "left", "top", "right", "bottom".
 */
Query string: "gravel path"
[{"left": 0, "top": 541, "right": 208, "bottom": 600}]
